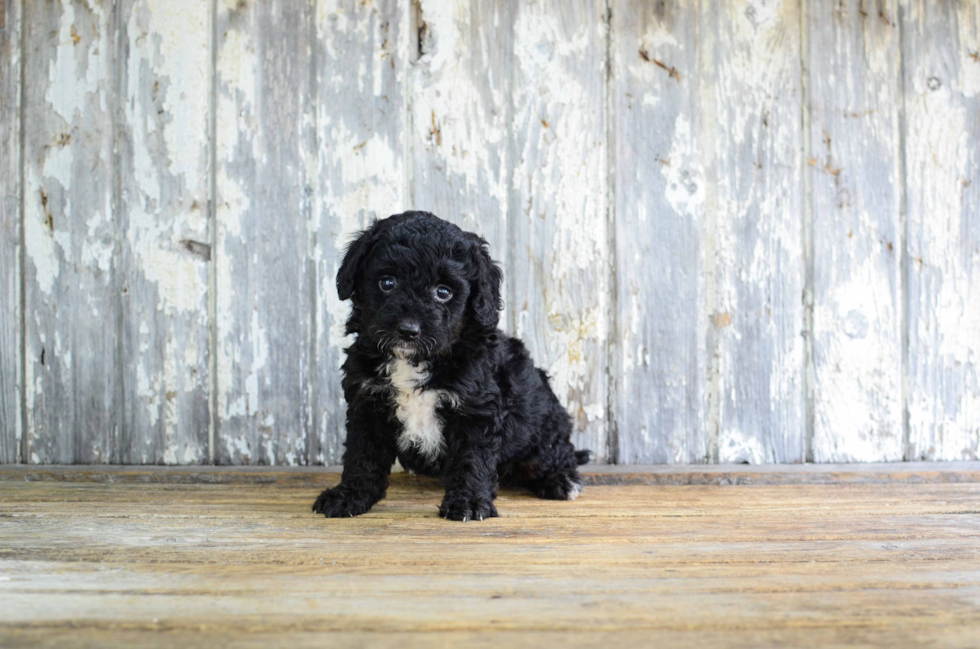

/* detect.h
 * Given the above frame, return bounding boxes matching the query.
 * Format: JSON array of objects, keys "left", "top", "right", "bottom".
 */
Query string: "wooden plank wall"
[{"left": 0, "top": 0, "right": 977, "bottom": 465}]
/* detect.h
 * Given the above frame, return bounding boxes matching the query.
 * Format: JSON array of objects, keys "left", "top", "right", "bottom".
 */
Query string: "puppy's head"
[{"left": 337, "top": 211, "right": 502, "bottom": 360}]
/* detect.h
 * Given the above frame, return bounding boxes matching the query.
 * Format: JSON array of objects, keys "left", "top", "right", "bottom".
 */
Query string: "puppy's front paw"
[
  {"left": 312, "top": 487, "right": 371, "bottom": 518},
  {"left": 439, "top": 492, "right": 498, "bottom": 522}
]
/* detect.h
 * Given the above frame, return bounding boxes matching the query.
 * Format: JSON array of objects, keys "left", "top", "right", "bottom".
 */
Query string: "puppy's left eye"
[{"left": 433, "top": 285, "right": 453, "bottom": 302}]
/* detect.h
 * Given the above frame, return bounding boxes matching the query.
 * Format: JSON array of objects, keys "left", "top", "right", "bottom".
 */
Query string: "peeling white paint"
[
  {"left": 46, "top": 0, "right": 108, "bottom": 124},
  {"left": 138, "top": 0, "right": 210, "bottom": 185},
  {"left": 660, "top": 114, "right": 705, "bottom": 220}
]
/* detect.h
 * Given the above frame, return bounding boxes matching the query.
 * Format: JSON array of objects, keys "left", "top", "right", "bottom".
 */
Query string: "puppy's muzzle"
[{"left": 397, "top": 320, "right": 421, "bottom": 341}]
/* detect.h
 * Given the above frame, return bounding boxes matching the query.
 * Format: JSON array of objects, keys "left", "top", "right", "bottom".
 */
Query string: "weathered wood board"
[
  {"left": 612, "top": 0, "right": 708, "bottom": 464},
  {"left": 0, "top": 0, "right": 21, "bottom": 463},
  {"left": 312, "top": 0, "right": 408, "bottom": 465},
  {"left": 2, "top": 468, "right": 980, "bottom": 647},
  {"left": 807, "top": 0, "right": 905, "bottom": 462},
  {"left": 704, "top": 0, "right": 806, "bottom": 464},
  {"left": 903, "top": 0, "right": 980, "bottom": 461},
  {"left": 214, "top": 0, "right": 313, "bottom": 465},
  {"left": 507, "top": 0, "right": 610, "bottom": 462},
  {"left": 116, "top": 0, "right": 211, "bottom": 464},
  {"left": 23, "top": 0, "right": 119, "bottom": 463}
]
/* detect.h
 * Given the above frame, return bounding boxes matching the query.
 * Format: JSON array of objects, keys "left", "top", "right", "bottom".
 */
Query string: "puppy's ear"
[
  {"left": 468, "top": 237, "right": 503, "bottom": 330},
  {"left": 336, "top": 224, "right": 376, "bottom": 301}
]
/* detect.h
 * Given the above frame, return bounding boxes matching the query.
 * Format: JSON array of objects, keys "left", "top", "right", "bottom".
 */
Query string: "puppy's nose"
[{"left": 397, "top": 320, "right": 421, "bottom": 340}]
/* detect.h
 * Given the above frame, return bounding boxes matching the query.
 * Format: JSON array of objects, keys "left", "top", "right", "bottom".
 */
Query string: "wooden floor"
[{"left": 1, "top": 465, "right": 979, "bottom": 648}]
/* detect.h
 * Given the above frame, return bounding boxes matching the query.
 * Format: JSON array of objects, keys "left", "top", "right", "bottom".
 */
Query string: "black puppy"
[{"left": 312, "top": 211, "right": 590, "bottom": 522}]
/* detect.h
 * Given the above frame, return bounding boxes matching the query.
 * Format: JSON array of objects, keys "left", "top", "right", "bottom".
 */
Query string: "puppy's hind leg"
[
  {"left": 531, "top": 465, "right": 584, "bottom": 501},
  {"left": 525, "top": 395, "right": 588, "bottom": 501}
]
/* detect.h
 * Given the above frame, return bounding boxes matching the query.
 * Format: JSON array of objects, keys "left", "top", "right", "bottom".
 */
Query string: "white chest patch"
[{"left": 386, "top": 359, "right": 451, "bottom": 462}]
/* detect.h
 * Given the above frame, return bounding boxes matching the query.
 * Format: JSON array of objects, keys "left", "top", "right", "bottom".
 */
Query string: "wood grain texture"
[
  {"left": 0, "top": 0, "right": 21, "bottom": 463},
  {"left": 116, "top": 0, "right": 211, "bottom": 464},
  {"left": 214, "top": 0, "right": 313, "bottom": 465},
  {"left": 23, "top": 0, "right": 118, "bottom": 463},
  {"left": 807, "top": 0, "right": 904, "bottom": 462},
  {"left": 10, "top": 629, "right": 980, "bottom": 649},
  {"left": 902, "top": 0, "right": 980, "bottom": 461},
  {"left": 508, "top": 0, "right": 609, "bottom": 462},
  {"left": 410, "top": 0, "right": 514, "bottom": 300},
  {"left": 312, "top": 0, "right": 408, "bottom": 465},
  {"left": 703, "top": 0, "right": 805, "bottom": 464},
  {"left": 1, "top": 470, "right": 979, "bottom": 647},
  {"left": 612, "top": 0, "right": 707, "bottom": 463}
]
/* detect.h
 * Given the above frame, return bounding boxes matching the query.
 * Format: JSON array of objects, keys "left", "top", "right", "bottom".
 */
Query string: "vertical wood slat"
[
  {"left": 0, "top": 0, "right": 21, "bottom": 462},
  {"left": 24, "top": 0, "right": 118, "bottom": 463},
  {"left": 704, "top": 0, "right": 806, "bottom": 463},
  {"left": 214, "top": 0, "right": 313, "bottom": 465},
  {"left": 117, "top": 0, "right": 211, "bottom": 464},
  {"left": 808, "top": 0, "right": 904, "bottom": 462},
  {"left": 508, "top": 0, "right": 610, "bottom": 462},
  {"left": 312, "top": 0, "right": 408, "bottom": 465},
  {"left": 612, "top": 0, "right": 707, "bottom": 464},
  {"left": 903, "top": 0, "right": 980, "bottom": 461},
  {"left": 410, "top": 0, "right": 514, "bottom": 291}
]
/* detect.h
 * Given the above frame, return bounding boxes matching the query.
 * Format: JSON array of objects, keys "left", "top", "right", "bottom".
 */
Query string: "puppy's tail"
[{"left": 574, "top": 449, "right": 593, "bottom": 466}]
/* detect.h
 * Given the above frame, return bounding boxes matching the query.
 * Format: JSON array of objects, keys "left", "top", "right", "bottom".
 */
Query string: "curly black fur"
[{"left": 312, "top": 211, "right": 591, "bottom": 522}]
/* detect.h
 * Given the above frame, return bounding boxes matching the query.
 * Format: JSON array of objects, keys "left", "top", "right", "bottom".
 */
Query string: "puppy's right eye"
[{"left": 379, "top": 277, "right": 396, "bottom": 292}]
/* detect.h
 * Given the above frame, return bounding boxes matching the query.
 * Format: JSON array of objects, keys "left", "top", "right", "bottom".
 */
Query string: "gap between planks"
[{"left": 1, "top": 462, "right": 978, "bottom": 487}]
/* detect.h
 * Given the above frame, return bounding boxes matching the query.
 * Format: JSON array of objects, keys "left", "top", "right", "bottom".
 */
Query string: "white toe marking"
[{"left": 566, "top": 477, "right": 583, "bottom": 501}]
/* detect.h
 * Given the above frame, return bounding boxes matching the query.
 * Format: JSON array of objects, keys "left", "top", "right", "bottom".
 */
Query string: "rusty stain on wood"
[{"left": 710, "top": 312, "right": 732, "bottom": 329}]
